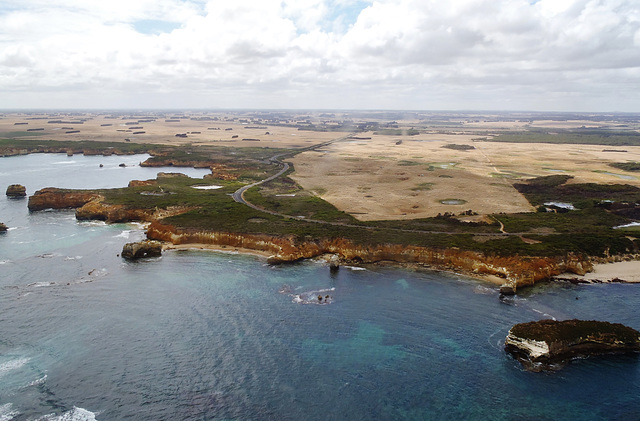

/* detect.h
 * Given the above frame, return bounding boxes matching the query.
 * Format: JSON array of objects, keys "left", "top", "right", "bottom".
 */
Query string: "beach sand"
[
  {"left": 560, "top": 260, "right": 640, "bottom": 283},
  {"left": 163, "top": 243, "right": 273, "bottom": 259}
]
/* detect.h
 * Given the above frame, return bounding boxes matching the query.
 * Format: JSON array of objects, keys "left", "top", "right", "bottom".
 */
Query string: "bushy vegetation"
[
  {"left": 491, "top": 130, "right": 640, "bottom": 146},
  {"left": 442, "top": 144, "right": 475, "bottom": 151},
  {"left": 511, "top": 320, "right": 640, "bottom": 344},
  {"left": 610, "top": 162, "right": 640, "bottom": 172},
  {"left": 373, "top": 129, "right": 420, "bottom": 136}
]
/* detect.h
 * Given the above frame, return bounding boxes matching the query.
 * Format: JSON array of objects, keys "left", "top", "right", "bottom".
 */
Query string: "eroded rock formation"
[
  {"left": 505, "top": 319, "right": 640, "bottom": 371},
  {"left": 75, "top": 200, "right": 155, "bottom": 223},
  {"left": 0, "top": 222, "right": 7, "bottom": 232},
  {"left": 28, "top": 188, "right": 100, "bottom": 211},
  {"left": 6, "top": 184, "right": 26, "bottom": 197},
  {"left": 146, "top": 221, "right": 592, "bottom": 287},
  {"left": 122, "top": 240, "right": 162, "bottom": 259}
]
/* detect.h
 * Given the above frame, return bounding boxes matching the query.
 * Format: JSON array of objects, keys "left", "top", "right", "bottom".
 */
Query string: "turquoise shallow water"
[{"left": 1, "top": 154, "right": 640, "bottom": 420}]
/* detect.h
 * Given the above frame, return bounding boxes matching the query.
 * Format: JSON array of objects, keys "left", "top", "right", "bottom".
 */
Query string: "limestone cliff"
[
  {"left": 28, "top": 188, "right": 101, "bottom": 211},
  {"left": 75, "top": 200, "right": 155, "bottom": 223},
  {"left": 26, "top": 188, "right": 595, "bottom": 288},
  {"left": 146, "top": 221, "right": 592, "bottom": 286},
  {"left": 505, "top": 319, "right": 640, "bottom": 371}
]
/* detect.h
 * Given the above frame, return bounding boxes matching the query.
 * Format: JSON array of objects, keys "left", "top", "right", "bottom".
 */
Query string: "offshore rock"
[
  {"left": 28, "top": 188, "right": 100, "bottom": 211},
  {"left": 505, "top": 319, "right": 640, "bottom": 371},
  {"left": 499, "top": 281, "right": 517, "bottom": 295},
  {"left": 329, "top": 254, "right": 340, "bottom": 271},
  {"left": 0, "top": 222, "right": 7, "bottom": 232},
  {"left": 6, "top": 184, "right": 26, "bottom": 197},
  {"left": 122, "top": 240, "right": 162, "bottom": 259}
]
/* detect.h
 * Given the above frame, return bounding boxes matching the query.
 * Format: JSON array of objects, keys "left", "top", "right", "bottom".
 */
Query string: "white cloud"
[{"left": 0, "top": 0, "right": 638, "bottom": 111}]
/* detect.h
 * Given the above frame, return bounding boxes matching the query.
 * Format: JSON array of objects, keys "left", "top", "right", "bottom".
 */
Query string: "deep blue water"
[{"left": 1, "top": 154, "right": 640, "bottom": 420}]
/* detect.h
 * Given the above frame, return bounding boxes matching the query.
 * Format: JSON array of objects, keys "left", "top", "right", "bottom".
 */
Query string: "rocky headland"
[
  {"left": 26, "top": 186, "right": 596, "bottom": 290},
  {"left": 505, "top": 319, "right": 640, "bottom": 371},
  {"left": 28, "top": 188, "right": 101, "bottom": 211}
]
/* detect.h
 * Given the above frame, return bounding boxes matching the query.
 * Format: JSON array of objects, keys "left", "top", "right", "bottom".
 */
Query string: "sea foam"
[
  {"left": 38, "top": 407, "right": 98, "bottom": 421},
  {"left": 0, "top": 358, "right": 30, "bottom": 377},
  {"left": 0, "top": 403, "right": 19, "bottom": 421}
]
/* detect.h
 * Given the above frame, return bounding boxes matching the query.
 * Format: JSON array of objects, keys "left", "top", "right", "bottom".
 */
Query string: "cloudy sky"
[{"left": 0, "top": 0, "right": 638, "bottom": 111}]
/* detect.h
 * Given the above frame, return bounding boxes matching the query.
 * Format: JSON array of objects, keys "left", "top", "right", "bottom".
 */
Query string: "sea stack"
[
  {"left": 0, "top": 222, "right": 7, "bottom": 232},
  {"left": 122, "top": 240, "right": 163, "bottom": 259},
  {"left": 6, "top": 184, "right": 26, "bottom": 198},
  {"left": 329, "top": 254, "right": 340, "bottom": 271},
  {"left": 505, "top": 319, "right": 640, "bottom": 371}
]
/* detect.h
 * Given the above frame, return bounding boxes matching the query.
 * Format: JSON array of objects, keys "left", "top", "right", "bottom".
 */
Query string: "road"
[
  {"left": 231, "top": 133, "right": 353, "bottom": 211},
  {"left": 231, "top": 133, "right": 526, "bottom": 237}
]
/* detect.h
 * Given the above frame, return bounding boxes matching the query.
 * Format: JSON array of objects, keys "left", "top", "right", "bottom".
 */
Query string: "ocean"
[{"left": 1, "top": 153, "right": 640, "bottom": 420}]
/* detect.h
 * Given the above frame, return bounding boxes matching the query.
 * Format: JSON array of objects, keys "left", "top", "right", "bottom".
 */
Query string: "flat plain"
[{"left": 3, "top": 110, "right": 640, "bottom": 222}]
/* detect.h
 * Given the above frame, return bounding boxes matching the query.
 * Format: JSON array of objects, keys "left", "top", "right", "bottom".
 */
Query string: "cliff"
[
  {"left": 26, "top": 188, "right": 594, "bottom": 289},
  {"left": 75, "top": 200, "right": 155, "bottom": 223},
  {"left": 146, "top": 221, "right": 592, "bottom": 286},
  {"left": 28, "top": 188, "right": 101, "bottom": 211},
  {"left": 28, "top": 188, "right": 191, "bottom": 223},
  {"left": 505, "top": 319, "right": 640, "bottom": 371}
]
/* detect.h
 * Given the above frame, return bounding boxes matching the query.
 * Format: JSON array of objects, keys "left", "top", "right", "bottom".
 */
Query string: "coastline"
[
  {"left": 163, "top": 242, "right": 273, "bottom": 259},
  {"left": 160, "top": 237, "right": 640, "bottom": 287},
  {"left": 162, "top": 240, "right": 508, "bottom": 286},
  {"left": 556, "top": 260, "right": 640, "bottom": 283}
]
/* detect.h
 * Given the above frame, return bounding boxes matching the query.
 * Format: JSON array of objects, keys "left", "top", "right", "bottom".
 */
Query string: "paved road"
[
  {"left": 231, "top": 133, "right": 353, "bottom": 211},
  {"left": 231, "top": 133, "right": 528, "bottom": 237}
]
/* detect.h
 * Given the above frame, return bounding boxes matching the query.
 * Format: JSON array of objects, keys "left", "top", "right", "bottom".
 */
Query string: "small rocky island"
[
  {"left": 122, "top": 240, "right": 163, "bottom": 259},
  {"left": 6, "top": 184, "right": 26, "bottom": 198},
  {"left": 505, "top": 319, "right": 640, "bottom": 371},
  {"left": 0, "top": 222, "right": 7, "bottom": 232}
]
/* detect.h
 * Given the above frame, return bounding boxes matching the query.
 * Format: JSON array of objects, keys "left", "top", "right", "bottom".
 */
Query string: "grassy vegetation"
[
  {"left": 95, "top": 172, "right": 639, "bottom": 257},
  {"left": 8, "top": 138, "right": 640, "bottom": 259},
  {"left": 243, "top": 176, "right": 360, "bottom": 223}
]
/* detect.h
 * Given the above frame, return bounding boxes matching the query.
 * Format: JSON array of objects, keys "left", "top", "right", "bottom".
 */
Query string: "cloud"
[{"left": 0, "top": 0, "right": 638, "bottom": 111}]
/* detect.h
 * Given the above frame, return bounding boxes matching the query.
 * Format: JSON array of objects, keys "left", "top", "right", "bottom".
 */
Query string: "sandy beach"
[
  {"left": 558, "top": 260, "right": 640, "bottom": 283},
  {"left": 163, "top": 243, "right": 273, "bottom": 259}
]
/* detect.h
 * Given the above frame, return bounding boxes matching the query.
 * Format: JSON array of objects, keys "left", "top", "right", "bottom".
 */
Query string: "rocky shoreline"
[
  {"left": 23, "top": 186, "right": 615, "bottom": 290},
  {"left": 145, "top": 221, "right": 591, "bottom": 288}
]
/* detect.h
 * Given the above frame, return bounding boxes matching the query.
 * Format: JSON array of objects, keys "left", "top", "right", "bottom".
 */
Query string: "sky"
[{"left": 0, "top": 0, "right": 639, "bottom": 112}]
